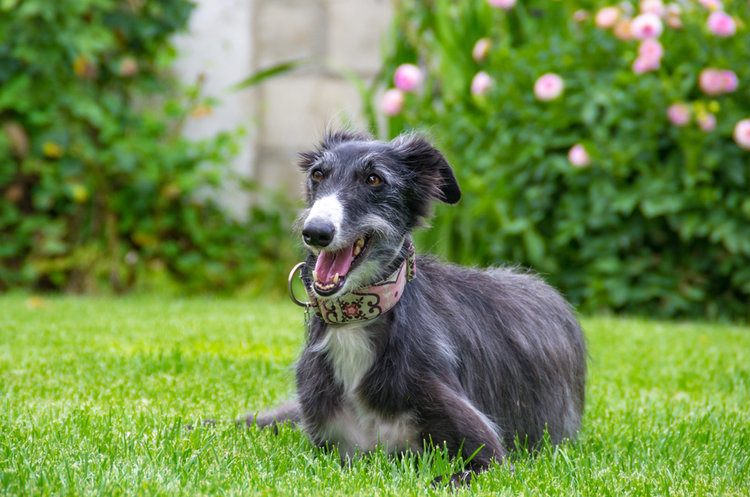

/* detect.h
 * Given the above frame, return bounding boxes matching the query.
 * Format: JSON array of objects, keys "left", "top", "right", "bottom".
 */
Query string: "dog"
[{"left": 244, "top": 130, "right": 586, "bottom": 485}]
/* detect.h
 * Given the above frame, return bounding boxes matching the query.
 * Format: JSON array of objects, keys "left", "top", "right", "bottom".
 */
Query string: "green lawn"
[{"left": 1, "top": 295, "right": 748, "bottom": 496}]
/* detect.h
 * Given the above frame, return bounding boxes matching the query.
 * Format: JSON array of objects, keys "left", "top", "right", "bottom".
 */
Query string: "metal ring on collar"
[{"left": 287, "top": 262, "right": 311, "bottom": 308}]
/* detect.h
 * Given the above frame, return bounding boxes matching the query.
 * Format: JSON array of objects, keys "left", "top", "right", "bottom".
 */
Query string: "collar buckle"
[{"left": 287, "top": 262, "right": 311, "bottom": 308}]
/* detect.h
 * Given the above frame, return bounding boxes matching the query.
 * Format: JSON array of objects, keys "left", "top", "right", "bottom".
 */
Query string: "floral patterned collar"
[{"left": 305, "top": 242, "right": 416, "bottom": 326}]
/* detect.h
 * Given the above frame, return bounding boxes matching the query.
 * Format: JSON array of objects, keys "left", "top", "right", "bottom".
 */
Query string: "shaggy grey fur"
[{"left": 244, "top": 131, "right": 586, "bottom": 485}]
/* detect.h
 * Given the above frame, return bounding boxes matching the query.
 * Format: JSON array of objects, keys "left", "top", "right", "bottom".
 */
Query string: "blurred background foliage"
[
  {"left": 372, "top": 0, "right": 750, "bottom": 320},
  {"left": 0, "top": 0, "right": 296, "bottom": 294},
  {"left": 2, "top": 0, "right": 750, "bottom": 321}
]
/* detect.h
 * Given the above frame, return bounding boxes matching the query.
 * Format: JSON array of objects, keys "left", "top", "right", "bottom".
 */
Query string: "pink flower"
[
  {"left": 488, "top": 0, "right": 516, "bottom": 10},
  {"left": 380, "top": 89, "right": 405, "bottom": 116},
  {"left": 630, "top": 13, "right": 664, "bottom": 39},
  {"left": 633, "top": 39, "right": 664, "bottom": 73},
  {"left": 664, "top": 2, "right": 681, "bottom": 28},
  {"left": 632, "top": 56, "right": 660, "bottom": 74},
  {"left": 534, "top": 73, "right": 564, "bottom": 101},
  {"left": 699, "top": 68, "right": 725, "bottom": 96},
  {"left": 721, "top": 70, "right": 738, "bottom": 93},
  {"left": 472, "top": 38, "right": 492, "bottom": 62},
  {"left": 393, "top": 64, "right": 422, "bottom": 92},
  {"left": 638, "top": 39, "right": 664, "bottom": 60},
  {"left": 471, "top": 71, "right": 493, "bottom": 96},
  {"left": 568, "top": 144, "right": 591, "bottom": 168},
  {"left": 640, "top": 0, "right": 665, "bottom": 17},
  {"left": 667, "top": 14, "right": 683, "bottom": 29},
  {"left": 666, "top": 3, "right": 682, "bottom": 17},
  {"left": 667, "top": 103, "right": 690, "bottom": 126},
  {"left": 619, "top": 2, "right": 635, "bottom": 16},
  {"left": 734, "top": 119, "right": 750, "bottom": 150},
  {"left": 698, "top": 68, "right": 739, "bottom": 94},
  {"left": 573, "top": 10, "right": 589, "bottom": 24},
  {"left": 595, "top": 7, "right": 620, "bottom": 28},
  {"left": 698, "top": 0, "right": 723, "bottom": 11},
  {"left": 707, "top": 11, "right": 736, "bottom": 37},
  {"left": 697, "top": 113, "right": 717, "bottom": 132},
  {"left": 614, "top": 19, "right": 633, "bottom": 40}
]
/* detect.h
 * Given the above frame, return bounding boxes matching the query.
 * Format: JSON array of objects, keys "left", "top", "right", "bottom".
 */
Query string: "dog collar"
[{"left": 288, "top": 243, "right": 416, "bottom": 326}]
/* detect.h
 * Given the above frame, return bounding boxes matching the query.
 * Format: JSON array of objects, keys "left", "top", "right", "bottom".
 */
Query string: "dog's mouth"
[{"left": 312, "top": 235, "right": 371, "bottom": 296}]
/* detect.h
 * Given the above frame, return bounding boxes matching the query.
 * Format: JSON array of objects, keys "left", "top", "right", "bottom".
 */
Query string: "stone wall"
[{"left": 175, "top": 0, "right": 393, "bottom": 209}]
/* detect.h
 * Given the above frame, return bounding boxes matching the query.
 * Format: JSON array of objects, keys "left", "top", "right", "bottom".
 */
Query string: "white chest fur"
[
  {"left": 321, "top": 324, "right": 375, "bottom": 393},
  {"left": 314, "top": 325, "right": 418, "bottom": 458}
]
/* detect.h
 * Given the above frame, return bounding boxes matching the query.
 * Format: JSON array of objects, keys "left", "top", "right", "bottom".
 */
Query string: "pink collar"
[{"left": 305, "top": 243, "right": 416, "bottom": 325}]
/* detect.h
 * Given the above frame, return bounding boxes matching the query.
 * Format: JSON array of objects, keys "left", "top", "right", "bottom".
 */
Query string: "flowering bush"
[
  {"left": 0, "top": 0, "right": 295, "bottom": 293},
  {"left": 374, "top": 0, "right": 750, "bottom": 319}
]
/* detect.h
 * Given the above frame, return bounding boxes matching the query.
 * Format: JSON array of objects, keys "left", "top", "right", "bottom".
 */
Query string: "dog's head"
[{"left": 298, "top": 130, "right": 461, "bottom": 297}]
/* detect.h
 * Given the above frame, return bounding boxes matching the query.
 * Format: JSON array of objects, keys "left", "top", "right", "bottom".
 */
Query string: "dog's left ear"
[{"left": 392, "top": 134, "right": 461, "bottom": 204}]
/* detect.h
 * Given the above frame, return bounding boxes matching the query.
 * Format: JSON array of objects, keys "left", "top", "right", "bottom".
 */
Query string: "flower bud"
[{"left": 534, "top": 73, "right": 564, "bottom": 101}]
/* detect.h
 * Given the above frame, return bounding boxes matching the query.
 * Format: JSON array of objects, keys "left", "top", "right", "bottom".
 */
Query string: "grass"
[{"left": 1, "top": 294, "right": 749, "bottom": 496}]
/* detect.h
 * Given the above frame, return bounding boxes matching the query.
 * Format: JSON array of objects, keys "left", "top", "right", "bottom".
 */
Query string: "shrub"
[
  {"left": 0, "top": 0, "right": 295, "bottom": 293},
  {"left": 372, "top": 0, "right": 750, "bottom": 320}
]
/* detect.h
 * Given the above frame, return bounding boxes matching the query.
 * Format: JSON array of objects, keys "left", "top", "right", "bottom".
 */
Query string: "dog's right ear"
[
  {"left": 391, "top": 133, "right": 461, "bottom": 205},
  {"left": 298, "top": 130, "right": 371, "bottom": 171}
]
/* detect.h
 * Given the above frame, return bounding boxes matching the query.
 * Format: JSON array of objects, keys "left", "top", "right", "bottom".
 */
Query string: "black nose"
[{"left": 302, "top": 219, "right": 335, "bottom": 248}]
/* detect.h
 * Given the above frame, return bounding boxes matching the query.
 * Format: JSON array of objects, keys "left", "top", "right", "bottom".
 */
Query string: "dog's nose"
[{"left": 302, "top": 220, "right": 335, "bottom": 248}]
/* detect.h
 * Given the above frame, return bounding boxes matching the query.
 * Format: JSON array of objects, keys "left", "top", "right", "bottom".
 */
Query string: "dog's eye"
[
  {"left": 311, "top": 170, "right": 325, "bottom": 182},
  {"left": 366, "top": 174, "right": 383, "bottom": 187}
]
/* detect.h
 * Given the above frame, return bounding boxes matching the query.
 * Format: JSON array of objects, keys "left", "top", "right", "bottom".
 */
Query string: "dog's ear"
[
  {"left": 298, "top": 130, "right": 372, "bottom": 171},
  {"left": 392, "top": 133, "right": 461, "bottom": 204}
]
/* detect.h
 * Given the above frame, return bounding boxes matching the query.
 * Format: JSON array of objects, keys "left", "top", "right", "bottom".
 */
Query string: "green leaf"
[{"left": 230, "top": 60, "right": 302, "bottom": 91}]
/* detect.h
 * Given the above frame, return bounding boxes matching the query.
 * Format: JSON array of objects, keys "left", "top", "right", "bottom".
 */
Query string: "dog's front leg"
[
  {"left": 421, "top": 381, "right": 507, "bottom": 486},
  {"left": 239, "top": 399, "right": 301, "bottom": 430}
]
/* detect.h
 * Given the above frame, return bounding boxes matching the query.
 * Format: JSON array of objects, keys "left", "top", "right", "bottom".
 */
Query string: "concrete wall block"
[
  {"left": 256, "top": 1, "right": 325, "bottom": 67},
  {"left": 326, "top": 0, "right": 393, "bottom": 75},
  {"left": 256, "top": 146, "right": 307, "bottom": 195},
  {"left": 261, "top": 75, "right": 365, "bottom": 150},
  {"left": 174, "top": 0, "right": 255, "bottom": 216}
]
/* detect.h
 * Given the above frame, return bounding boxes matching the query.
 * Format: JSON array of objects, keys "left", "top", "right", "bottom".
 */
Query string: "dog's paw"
[{"left": 431, "top": 470, "right": 473, "bottom": 487}]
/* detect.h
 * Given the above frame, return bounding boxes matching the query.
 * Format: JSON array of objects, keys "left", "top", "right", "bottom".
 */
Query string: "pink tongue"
[{"left": 314, "top": 244, "right": 356, "bottom": 284}]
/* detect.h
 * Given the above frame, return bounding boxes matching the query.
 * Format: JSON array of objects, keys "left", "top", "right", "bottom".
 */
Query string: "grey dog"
[{"left": 245, "top": 130, "right": 586, "bottom": 484}]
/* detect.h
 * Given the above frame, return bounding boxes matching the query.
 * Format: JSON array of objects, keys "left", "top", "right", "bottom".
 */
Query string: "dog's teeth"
[
  {"left": 354, "top": 238, "right": 365, "bottom": 256},
  {"left": 312, "top": 271, "right": 318, "bottom": 282},
  {"left": 333, "top": 273, "right": 340, "bottom": 284}
]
